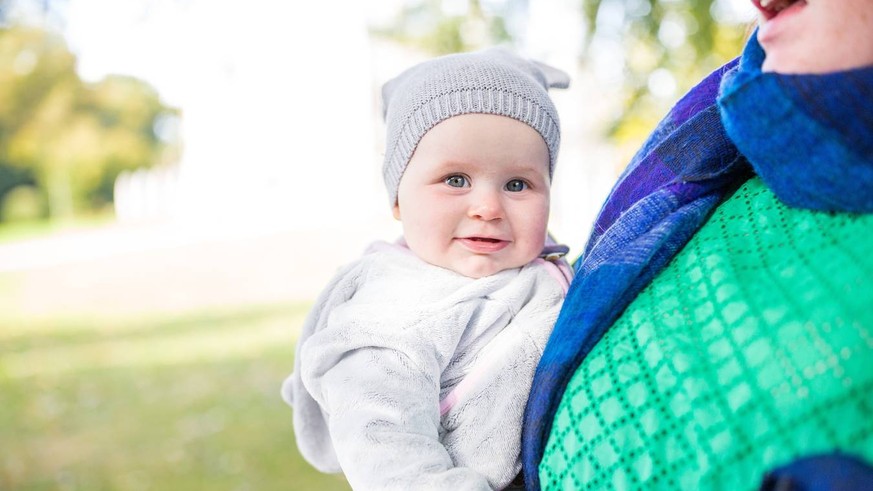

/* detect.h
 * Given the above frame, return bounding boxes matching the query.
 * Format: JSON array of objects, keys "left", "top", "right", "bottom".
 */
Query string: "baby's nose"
[{"left": 467, "top": 190, "right": 504, "bottom": 221}]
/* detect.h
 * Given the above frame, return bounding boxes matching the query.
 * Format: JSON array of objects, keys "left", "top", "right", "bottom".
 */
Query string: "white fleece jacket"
[{"left": 281, "top": 242, "right": 569, "bottom": 490}]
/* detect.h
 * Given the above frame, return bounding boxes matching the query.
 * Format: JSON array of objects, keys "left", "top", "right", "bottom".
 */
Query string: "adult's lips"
[{"left": 753, "top": 0, "right": 806, "bottom": 20}]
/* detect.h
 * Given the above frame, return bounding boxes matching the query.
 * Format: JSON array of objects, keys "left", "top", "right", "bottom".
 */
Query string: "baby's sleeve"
[
  {"left": 299, "top": 300, "right": 493, "bottom": 491},
  {"left": 314, "top": 347, "right": 493, "bottom": 490}
]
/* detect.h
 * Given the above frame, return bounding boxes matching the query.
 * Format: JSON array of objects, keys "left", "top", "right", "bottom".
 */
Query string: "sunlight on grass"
[
  {"left": 0, "top": 212, "right": 115, "bottom": 244},
  {"left": 0, "top": 302, "right": 351, "bottom": 491},
  {"left": 1, "top": 304, "right": 309, "bottom": 378}
]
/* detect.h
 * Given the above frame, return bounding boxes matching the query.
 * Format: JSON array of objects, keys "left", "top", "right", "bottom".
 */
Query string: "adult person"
[{"left": 523, "top": 0, "right": 873, "bottom": 489}]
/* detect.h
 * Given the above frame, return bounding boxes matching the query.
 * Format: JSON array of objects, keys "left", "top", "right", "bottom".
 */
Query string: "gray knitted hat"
[{"left": 381, "top": 47, "right": 570, "bottom": 206}]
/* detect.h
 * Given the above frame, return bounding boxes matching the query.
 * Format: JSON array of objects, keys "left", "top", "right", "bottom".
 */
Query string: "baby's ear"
[
  {"left": 392, "top": 203, "right": 401, "bottom": 221},
  {"left": 531, "top": 60, "right": 571, "bottom": 90}
]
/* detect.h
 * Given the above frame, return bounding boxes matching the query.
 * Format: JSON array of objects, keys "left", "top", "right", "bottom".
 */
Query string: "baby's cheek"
[{"left": 520, "top": 238, "right": 547, "bottom": 265}]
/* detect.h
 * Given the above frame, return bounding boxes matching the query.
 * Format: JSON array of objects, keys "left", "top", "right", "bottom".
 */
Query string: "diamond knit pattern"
[{"left": 540, "top": 177, "right": 873, "bottom": 490}]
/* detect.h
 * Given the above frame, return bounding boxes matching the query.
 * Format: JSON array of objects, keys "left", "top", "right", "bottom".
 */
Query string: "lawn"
[{"left": 0, "top": 302, "right": 351, "bottom": 491}]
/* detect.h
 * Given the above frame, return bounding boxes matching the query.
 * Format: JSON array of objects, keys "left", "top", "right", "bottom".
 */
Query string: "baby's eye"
[
  {"left": 505, "top": 179, "right": 528, "bottom": 192},
  {"left": 445, "top": 175, "right": 469, "bottom": 188}
]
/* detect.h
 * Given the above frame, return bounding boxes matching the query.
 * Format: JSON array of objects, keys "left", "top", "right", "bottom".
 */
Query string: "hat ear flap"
[
  {"left": 531, "top": 60, "right": 571, "bottom": 89},
  {"left": 381, "top": 76, "right": 401, "bottom": 120}
]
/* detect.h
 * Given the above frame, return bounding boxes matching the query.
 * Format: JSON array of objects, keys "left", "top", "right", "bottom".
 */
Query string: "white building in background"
[{"left": 67, "top": 0, "right": 381, "bottom": 230}]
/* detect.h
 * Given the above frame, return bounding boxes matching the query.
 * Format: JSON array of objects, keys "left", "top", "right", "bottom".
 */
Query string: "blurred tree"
[
  {"left": 370, "top": 0, "right": 513, "bottom": 55},
  {"left": 581, "top": 0, "right": 751, "bottom": 143},
  {"left": 0, "top": 25, "right": 179, "bottom": 222},
  {"left": 372, "top": 0, "right": 750, "bottom": 149}
]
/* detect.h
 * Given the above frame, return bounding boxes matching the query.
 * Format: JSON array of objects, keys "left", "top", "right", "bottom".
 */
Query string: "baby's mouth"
[
  {"left": 754, "top": 0, "right": 806, "bottom": 20},
  {"left": 457, "top": 236, "right": 509, "bottom": 253}
]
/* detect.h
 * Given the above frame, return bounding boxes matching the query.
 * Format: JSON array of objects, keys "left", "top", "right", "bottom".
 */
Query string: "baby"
[{"left": 282, "top": 48, "right": 572, "bottom": 490}]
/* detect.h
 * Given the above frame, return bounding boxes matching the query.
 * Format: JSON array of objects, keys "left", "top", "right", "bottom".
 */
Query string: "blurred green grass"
[
  {"left": 0, "top": 302, "right": 351, "bottom": 491},
  {"left": 0, "top": 213, "right": 115, "bottom": 244}
]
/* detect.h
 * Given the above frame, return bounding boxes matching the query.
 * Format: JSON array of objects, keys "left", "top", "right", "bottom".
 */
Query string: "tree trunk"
[{"left": 45, "top": 169, "right": 75, "bottom": 221}]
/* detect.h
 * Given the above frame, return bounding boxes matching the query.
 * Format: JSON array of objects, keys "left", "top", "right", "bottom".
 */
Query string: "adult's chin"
[
  {"left": 761, "top": 37, "right": 873, "bottom": 74},
  {"left": 763, "top": 53, "right": 873, "bottom": 74}
]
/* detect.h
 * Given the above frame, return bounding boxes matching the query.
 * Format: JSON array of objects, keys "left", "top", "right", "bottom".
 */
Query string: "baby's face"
[
  {"left": 754, "top": 0, "right": 873, "bottom": 74},
  {"left": 393, "top": 114, "right": 551, "bottom": 279}
]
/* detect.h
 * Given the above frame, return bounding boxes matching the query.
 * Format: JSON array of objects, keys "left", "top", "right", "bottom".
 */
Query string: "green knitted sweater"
[{"left": 540, "top": 177, "right": 873, "bottom": 490}]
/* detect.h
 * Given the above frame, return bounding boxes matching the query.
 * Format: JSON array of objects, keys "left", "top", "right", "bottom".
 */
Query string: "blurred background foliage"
[
  {"left": 0, "top": 18, "right": 179, "bottom": 226},
  {"left": 579, "top": 0, "right": 749, "bottom": 141},
  {"left": 370, "top": 0, "right": 514, "bottom": 55},
  {"left": 375, "top": 0, "right": 749, "bottom": 146},
  {"left": 0, "top": 0, "right": 750, "bottom": 229}
]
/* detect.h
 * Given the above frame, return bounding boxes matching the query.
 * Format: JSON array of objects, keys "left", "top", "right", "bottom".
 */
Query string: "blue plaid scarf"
[{"left": 522, "top": 35, "right": 873, "bottom": 489}]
